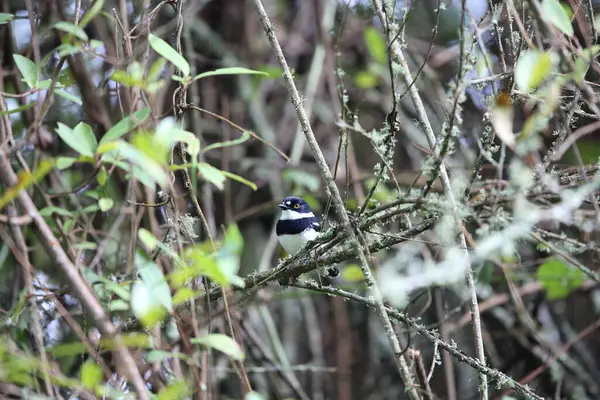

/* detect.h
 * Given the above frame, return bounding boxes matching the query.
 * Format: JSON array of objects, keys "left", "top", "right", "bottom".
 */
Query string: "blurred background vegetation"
[{"left": 1, "top": 0, "right": 600, "bottom": 399}]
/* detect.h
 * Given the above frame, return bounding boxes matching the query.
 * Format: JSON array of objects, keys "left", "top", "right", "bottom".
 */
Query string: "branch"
[{"left": 207, "top": 218, "right": 437, "bottom": 302}]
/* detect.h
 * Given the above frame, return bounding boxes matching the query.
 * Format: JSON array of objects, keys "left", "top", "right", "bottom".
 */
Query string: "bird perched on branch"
[{"left": 276, "top": 196, "right": 339, "bottom": 278}]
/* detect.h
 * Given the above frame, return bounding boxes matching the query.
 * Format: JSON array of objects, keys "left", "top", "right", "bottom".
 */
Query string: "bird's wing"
[{"left": 311, "top": 219, "right": 321, "bottom": 232}]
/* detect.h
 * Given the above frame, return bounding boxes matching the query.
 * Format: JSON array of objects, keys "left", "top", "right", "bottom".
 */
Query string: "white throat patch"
[{"left": 280, "top": 209, "right": 315, "bottom": 220}]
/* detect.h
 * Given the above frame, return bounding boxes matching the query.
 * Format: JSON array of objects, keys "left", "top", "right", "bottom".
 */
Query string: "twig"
[
  {"left": 184, "top": 104, "right": 289, "bottom": 161},
  {"left": 0, "top": 213, "right": 33, "bottom": 225},
  {"left": 434, "top": 288, "right": 457, "bottom": 400}
]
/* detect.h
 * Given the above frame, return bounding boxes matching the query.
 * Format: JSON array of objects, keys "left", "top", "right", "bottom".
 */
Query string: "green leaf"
[
  {"left": 198, "top": 163, "right": 226, "bottom": 190},
  {"left": 0, "top": 102, "right": 34, "bottom": 116},
  {"left": 222, "top": 223, "right": 243, "bottom": 255},
  {"left": 4, "top": 290, "right": 27, "bottom": 326},
  {"left": 0, "top": 160, "right": 54, "bottom": 211},
  {"left": 341, "top": 264, "right": 364, "bottom": 282},
  {"left": 365, "top": 178, "right": 395, "bottom": 202},
  {"left": 573, "top": 45, "right": 600, "bottom": 83},
  {"left": 83, "top": 267, "right": 131, "bottom": 302},
  {"left": 51, "top": 333, "right": 151, "bottom": 357},
  {"left": 80, "top": 360, "right": 103, "bottom": 389},
  {"left": 514, "top": 50, "right": 554, "bottom": 92},
  {"left": 148, "top": 58, "right": 167, "bottom": 82},
  {"left": 72, "top": 242, "right": 98, "bottom": 250},
  {"left": 136, "top": 252, "right": 172, "bottom": 312},
  {"left": 0, "top": 13, "right": 14, "bottom": 25},
  {"left": 13, "top": 54, "right": 38, "bottom": 88},
  {"left": 302, "top": 195, "right": 321, "bottom": 212},
  {"left": 138, "top": 228, "right": 181, "bottom": 262},
  {"left": 37, "top": 79, "right": 53, "bottom": 90},
  {"left": 110, "top": 70, "right": 143, "bottom": 88},
  {"left": 54, "top": 21, "right": 88, "bottom": 41},
  {"left": 130, "top": 280, "right": 168, "bottom": 328},
  {"left": 56, "top": 43, "right": 81, "bottom": 57},
  {"left": 100, "top": 141, "right": 168, "bottom": 187},
  {"left": 282, "top": 169, "right": 321, "bottom": 192},
  {"left": 74, "top": 122, "right": 98, "bottom": 154},
  {"left": 364, "top": 27, "right": 387, "bottom": 64},
  {"left": 148, "top": 33, "right": 190, "bottom": 77},
  {"left": 39, "top": 206, "right": 74, "bottom": 217},
  {"left": 172, "top": 287, "right": 198, "bottom": 305},
  {"left": 191, "top": 334, "right": 245, "bottom": 361},
  {"left": 216, "top": 224, "right": 245, "bottom": 288},
  {"left": 256, "top": 64, "right": 282, "bottom": 78},
  {"left": 179, "top": 248, "right": 229, "bottom": 287},
  {"left": 96, "top": 166, "right": 108, "bottom": 186},
  {"left": 155, "top": 117, "right": 200, "bottom": 157},
  {"left": 55, "top": 122, "right": 97, "bottom": 157},
  {"left": 202, "top": 131, "right": 249, "bottom": 153},
  {"left": 108, "top": 299, "right": 129, "bottom": 311},
  {"left": 221, "top": 170, "right": 257, "bottom": 191},
  {"left": 541, "top": 0, "right": 574, "bottom": 37},
  {"left": 80, "top": 204, "right": 100, "bottom": 214},
  {"left": 138, "top": 228, "right": 159, "bottom": 252},
  {"left": 100, "top": 107, "right": 150, "bottom": 144},
  {"left": 193, "top": 67, "right": 268, "bottom": 81},
  {"left": 89, "top": 39, "right": 103, "bottom": 50},
  {"left": 55, "top": 88, "right": 83, "bottom": 105},
  {"left": 132, "top": 131, "right": 170, "bottom": 165},
  {"left": 98, "top": 198, "right": 113, "bottom": 212},
  {"left": 82, "top": 189, "right": 100, "bottom": 200},
  {"left": 172, "top": 130, "right": 200, "bottom": 157},
  {"left": 354, "top": 70, "right": 379, "bottom": 89},
  {"left": 79, "top": 0, "right": 104, "bottom": 28},
  {"left": 58, "top": 67, "right": 75, "bottom": 86},
  {"left": 158, "top": 382, "right": 191, "bottom": 400},
  {"left": 537, "top": 258, "right": 585, "bottom": 300},
  {"left": 129, "top": 166, "right": 161, "bottom": 188},
  {"left": 56, "top": 157, "right": 76, "bottom": 170},
  {"left": 127, "top": 62, "right": 144, "bottom": 81},
  {"left": 146, "top": 350, "right": 188, "bottom": 363},
  {"left": 245, "top": 392, "right": 266, "bottom": 400},
  {"left": 63, "top": 219, "right": 76, "bottom": 233}
]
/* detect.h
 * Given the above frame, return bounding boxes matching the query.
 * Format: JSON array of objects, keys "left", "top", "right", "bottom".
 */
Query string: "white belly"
[{"left": 278, "top": 229, "right": 318, "bottom": 255}]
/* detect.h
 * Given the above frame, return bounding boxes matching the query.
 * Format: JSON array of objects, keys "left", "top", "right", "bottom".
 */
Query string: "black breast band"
[{"left": 276, "top": 217, "right": 318, "bottom": 235}]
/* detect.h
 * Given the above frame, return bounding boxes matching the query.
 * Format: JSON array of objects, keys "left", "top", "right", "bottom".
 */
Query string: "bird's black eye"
[{"left": 293, "top": 203, "right": 300, "bottom": 209}]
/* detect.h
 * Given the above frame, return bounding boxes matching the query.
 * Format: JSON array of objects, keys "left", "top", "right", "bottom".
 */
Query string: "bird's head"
[{"left": 278, "top": 196, "right": 313, "bottom": 214}]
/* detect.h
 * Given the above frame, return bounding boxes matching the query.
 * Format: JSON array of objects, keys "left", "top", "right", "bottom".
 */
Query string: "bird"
[{"left": 276, "top": 196, "right": 339, "bottom": 278}]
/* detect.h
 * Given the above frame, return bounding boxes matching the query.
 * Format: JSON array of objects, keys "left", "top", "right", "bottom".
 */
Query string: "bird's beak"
[{"left": 278, "top": 203, "right": 287, "bottom": 210}]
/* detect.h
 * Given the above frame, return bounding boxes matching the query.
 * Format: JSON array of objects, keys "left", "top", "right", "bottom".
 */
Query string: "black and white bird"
[{"left": 276, "top": 196, "right": 339, "bottom": 278}]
